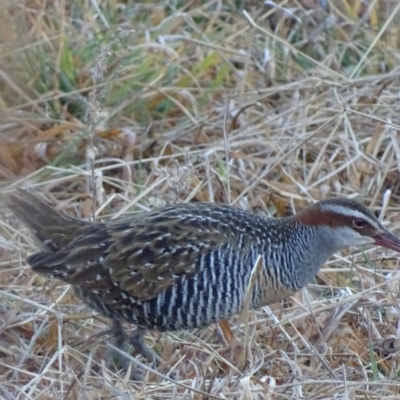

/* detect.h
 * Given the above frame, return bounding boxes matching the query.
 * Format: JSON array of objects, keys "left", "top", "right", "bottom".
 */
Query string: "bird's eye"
[{"left": 353, "top": 218, "right": 367, "bottom": 229}]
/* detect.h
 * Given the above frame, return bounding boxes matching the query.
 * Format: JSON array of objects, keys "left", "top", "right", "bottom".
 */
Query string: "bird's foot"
[
  {"left": 104, "top": 321, "right": 161, "bottom": 380},
  {"left": 128, "top": 327, "right": 162, "bottom": 367}
]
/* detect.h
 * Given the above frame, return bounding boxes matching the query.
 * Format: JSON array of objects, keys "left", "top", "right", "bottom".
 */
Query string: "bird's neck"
[{"left": 275, "top": 221, "right": 345, "bottom": 292}]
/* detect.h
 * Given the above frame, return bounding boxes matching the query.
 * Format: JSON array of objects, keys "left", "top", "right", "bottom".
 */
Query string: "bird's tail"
[{"left": 5, "top": 189, "right": 89, "bottom": 251}]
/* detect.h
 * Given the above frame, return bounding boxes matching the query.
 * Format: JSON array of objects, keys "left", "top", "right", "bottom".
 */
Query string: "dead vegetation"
[{"left": 1, "top": 0, "right": 400, "bottom": 398}]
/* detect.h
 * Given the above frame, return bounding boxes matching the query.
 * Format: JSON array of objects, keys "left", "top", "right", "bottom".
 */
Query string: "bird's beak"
[{"left": 373, "top": 229, "right": 400, "bottom": 253}]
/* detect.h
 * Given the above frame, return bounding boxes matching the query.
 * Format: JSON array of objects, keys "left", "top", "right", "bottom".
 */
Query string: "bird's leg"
[
  {"left": 128, "top": 327, "right": 162, "bottom": 366},
  {"left": 109, "top": 319, "right": 126, "bottom": 349},
  {"left": 88, "top": 321, "right": 160, "bottom": 378},
  {"left": 104, "top": 319, "right": 127, "bottom": 367},
  {"left": 102, "top": 319, "right": 146, "bottom": 380}
]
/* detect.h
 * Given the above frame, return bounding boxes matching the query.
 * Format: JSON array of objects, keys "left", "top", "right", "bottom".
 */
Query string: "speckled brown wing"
[
  {"left": 26, "top": 222, "right": 112, "bottom": 284},
  {"left": 26, "top": 203, "right": 246, "bottom": 308},
  {"left": 104, "top": 207, "right": 239, "bottom": 302}
]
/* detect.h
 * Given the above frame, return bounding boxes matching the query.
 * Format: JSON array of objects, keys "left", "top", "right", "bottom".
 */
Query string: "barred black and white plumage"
[{"left": 6, "top": 189, "right": 400, "bottom": 375}]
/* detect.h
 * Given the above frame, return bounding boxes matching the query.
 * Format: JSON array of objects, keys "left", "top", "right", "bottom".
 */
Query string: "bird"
[{"left": 5, "top": 189, "right": 400, "bottom": 376}]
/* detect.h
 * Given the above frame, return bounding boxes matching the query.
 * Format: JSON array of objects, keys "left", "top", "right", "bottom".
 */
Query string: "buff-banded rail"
[{"left": 6, "top": 189, "right": 400, "bottom": 377}]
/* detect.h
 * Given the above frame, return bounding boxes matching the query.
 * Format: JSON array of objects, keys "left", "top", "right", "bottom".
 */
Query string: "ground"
[{"left": 1, "top": 1, "right": 400, "bottom": 399}]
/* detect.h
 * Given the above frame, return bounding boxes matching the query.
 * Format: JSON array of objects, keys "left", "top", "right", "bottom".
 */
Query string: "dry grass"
[{"left": 1, "top": 0, "right": 400, "bottom": 398}]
